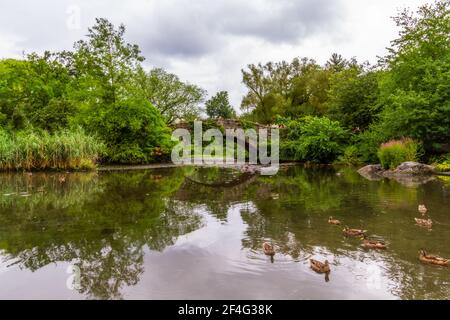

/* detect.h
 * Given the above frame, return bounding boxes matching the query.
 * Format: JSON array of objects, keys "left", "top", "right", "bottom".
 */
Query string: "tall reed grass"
[{"left": 0, "top": 128, "right": 105, "bottom": 171}]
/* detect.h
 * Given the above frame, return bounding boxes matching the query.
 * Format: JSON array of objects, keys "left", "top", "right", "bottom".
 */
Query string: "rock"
[
  {"left": 392, "top": 162, "right": 435, "bottom": 175},
  {"left": 390, "top": 175, "right": 436, "bottom": 188},
  {"left": 357, "top": 164, "right": 383, "bottom": 180},
  {"left": 358, "top": 162, "right": 436, "bottom": 186}
]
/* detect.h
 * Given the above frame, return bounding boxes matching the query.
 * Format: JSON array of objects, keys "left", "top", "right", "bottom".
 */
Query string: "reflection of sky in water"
[
  {"left": 0, "top": 167, "right": 449, "bottom": 299},
  {"left": 118, "top": 204, "right": 396, "bottom": 300}
]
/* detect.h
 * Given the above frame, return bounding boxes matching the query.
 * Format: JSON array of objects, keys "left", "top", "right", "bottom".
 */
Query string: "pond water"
[{"left": 0, "top": 165, "right": 449, "bottom": 300}]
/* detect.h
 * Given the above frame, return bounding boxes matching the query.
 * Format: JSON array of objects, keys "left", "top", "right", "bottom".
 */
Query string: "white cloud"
[{"left": 0, "top": 0, "right": 432, "bottom": 108}]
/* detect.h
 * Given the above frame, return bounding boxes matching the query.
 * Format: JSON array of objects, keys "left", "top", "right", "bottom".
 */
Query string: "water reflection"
[{"left": 0, "top": 166, "right": 449, "bottom": 299}]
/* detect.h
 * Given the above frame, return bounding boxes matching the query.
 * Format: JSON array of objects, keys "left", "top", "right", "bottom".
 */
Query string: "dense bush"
[
  {"left": 82, "top": 98, "right": 173, "bottom": 164},
  {"left": 0, "top": 128, "right": 104, "bottom": 171},
  {"left": 337, "top": 145, "right": 362, "bottom": 165},
  {"left": 432, "top": 154, "right": 450, "bottom": 172},
  {"left": 280, "top": 116, "right": 347, "bottom": 163},
  {"left": 377, "top": 138, "right": 421, "bottom": 169}
]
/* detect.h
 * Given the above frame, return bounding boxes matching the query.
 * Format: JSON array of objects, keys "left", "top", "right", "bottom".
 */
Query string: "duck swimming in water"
[
  {"left": 262, "top": 242, "right": 275, "bottom": 256},
  {"left": 328, "top": 216, "right": 341, "bottom": 225},
  {"left": 310, "top": 259, "right": 330, "bottom": 274},
  {"left": 419, "top": 249, "right": 449, "bottom": 266},
  {"left": 343, "top": 227, "right": 367, "bottom": 237},
  {"left": 361, "top": 236, "right": 387, "bottom": 250}
]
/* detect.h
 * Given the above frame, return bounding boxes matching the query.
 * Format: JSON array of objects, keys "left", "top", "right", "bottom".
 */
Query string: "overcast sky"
[{"left": 0, "top": 0, "right": 429, "bottom": 108}]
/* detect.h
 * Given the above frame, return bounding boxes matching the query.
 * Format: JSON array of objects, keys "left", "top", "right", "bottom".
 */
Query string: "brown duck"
[
  {"left": 418, "top": 204, "right": 427, "bottom": 214},
  {"left": 361, "top": 236, "right": 387, "bottom": 250},
  {"left": 415, "top": 218, "right": 432, "bottom": 228},
  {"left": 419, "top": 250, "right": 449, "bottom": 266},
  {"left": 310, "top": 259, "right": 330, "bottom": 274},
  {"left": 328, "top": 216, "right": 341, "bottom": 225},
  {"left": 262, "top": 242, "right": 275, "bottom": 256},
  {"left": 343, "top": 227, "right": 367, "bottom": 237}
]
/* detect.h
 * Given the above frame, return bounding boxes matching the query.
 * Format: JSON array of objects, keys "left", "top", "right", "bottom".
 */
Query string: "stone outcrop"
[{"left": 391, "top": 161, "right": 434, "bottom": 175}]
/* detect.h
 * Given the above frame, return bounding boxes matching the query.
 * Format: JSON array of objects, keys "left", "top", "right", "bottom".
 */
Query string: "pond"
[{"left": 0, "top": 165, "right": 449, "bottom": 299}]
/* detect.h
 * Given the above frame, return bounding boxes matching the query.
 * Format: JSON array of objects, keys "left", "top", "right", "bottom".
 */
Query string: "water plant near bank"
[{"left": 0, "top": 128, "right": 105, "bottom": 171}]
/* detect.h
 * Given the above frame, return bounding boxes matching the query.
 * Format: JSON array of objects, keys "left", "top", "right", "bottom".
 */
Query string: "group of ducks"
[{"left": 262, "top": 204, "right": 449, "bottom": 279}]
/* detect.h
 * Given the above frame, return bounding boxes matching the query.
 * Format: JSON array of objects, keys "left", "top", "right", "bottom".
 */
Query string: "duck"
[
  {"left": 328, "top": 216, "right": 341, "bottom": 225},
  {"left": 418, "top": 204, "right": 428, "bottom": 214},
  {"left": 415, "top": 218, "right": 432, "bottom": 228},
  {"left": 419, "top": 249, "right": 449, "bottom": 266},
  {"left": 58, "top": 175, "right": 66, "bottom": 183},
  {"left": 343, "top": 226, "right": 367, "bottom": 237},
  {"left": 310, "top": 259, "right": 330, "bottom": 274},
  {"left": 361, "top": 236, "right": 387, "bottom": 250},
  {"left": 262, "top": 242, "right": 275, "bottom": 256}
]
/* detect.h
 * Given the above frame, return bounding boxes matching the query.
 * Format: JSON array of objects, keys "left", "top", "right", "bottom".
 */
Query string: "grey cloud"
[
  {"left": 0, "top": 0, "right": 344, "bottom": 59},
  {"left": 125, "top": 0, "right": 344, "bottom": 59}
]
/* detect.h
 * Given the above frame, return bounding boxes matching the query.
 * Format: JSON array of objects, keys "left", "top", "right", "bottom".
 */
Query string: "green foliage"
[
  {"left": 0, "top": 128, "right": 104, "bottom": 171},
  {"left": 327, "top": 67, "right": 380, "bottom": 131},
  {"left": 432, "top": 153, "right": 450, "bottom": 172},
  {"left": 131, "top": 67, "right": 206, "bottom": 124},
  {"left": 72, "top": 18, "right": 144, "bottom": 106},
  {"left": 337, "top": 145, "right": 362, "bottom": 165},
  {"left": 82, "top": 98, "right": 172, "bottom": 164},
  {"left": 280, "top": 116, "right": 347, "bottom": 163},
  {"left": 205, "top": 91, "right": 236, "bottom": 119},
  {"left": 435, "top": 163, "right": 450, "bottom": 172},
  {"left": 375, "top": 1, "right": 450, "bottom": 148},
  {"left": 377, "top": 138, "right": 421, "bottom": 169},
  {"left": 0, "top": 54, "right": 75, "bottom": 131}
]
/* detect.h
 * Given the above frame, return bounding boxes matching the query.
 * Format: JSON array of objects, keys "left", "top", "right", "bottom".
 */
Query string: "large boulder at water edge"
[{"left": 391, "top": 162, "right": 435, "bottom": 175}]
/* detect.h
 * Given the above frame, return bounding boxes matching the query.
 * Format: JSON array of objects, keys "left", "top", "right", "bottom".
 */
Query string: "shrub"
[
  {"left": 280, "top": 116, "right": 347, "bottom": 163},
  {"left": 82, "top": 98, "right": 173, "bottom": 164},
  {"left": 0, "top": 128, "right": 105, "bottom": 171},
  {"left": 377, "top": 138, "right": 421, "bottom": 169},
  {"left": 432, "top": 154, "right": 450, "bottom": 172}
]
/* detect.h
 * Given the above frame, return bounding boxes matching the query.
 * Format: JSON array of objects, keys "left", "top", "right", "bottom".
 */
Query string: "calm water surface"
[{"left": 0, "top": 165, "right": 449, "bottom": 299}]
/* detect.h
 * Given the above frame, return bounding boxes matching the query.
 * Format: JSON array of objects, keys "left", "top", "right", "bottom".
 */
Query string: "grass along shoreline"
[{"left": 0, "top": 129, "right": 105, "bottom": 171}]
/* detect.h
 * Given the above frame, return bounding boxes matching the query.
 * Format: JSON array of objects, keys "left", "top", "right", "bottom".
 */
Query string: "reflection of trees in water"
[
  {"left": 237, "top": 166, "right": 449, "bottom": 299},
  {"left": 0, "top": 169, "right": 202, "bottom": 299},
  {"left": 0, "top": 166, "right": 448, "bottom": 299},
  {"left": 174, "top": 167, "right": 257, "bottom": 221}
]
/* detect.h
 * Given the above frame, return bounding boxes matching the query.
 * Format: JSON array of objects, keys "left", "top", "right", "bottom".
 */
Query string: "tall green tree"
[
  {"left": 131, "top": 67, "right": 206, "bottom": 124},
  {"left": 327, "top": 65, "right": 380, "bottom": 131},
  {"left": 205, "top": 91, "right": 236, "bottom": 119},
  {"left": 72, "top": 18, "right": 144, "bottom": 106},
  {"left": 375, "top": 0, "right": 450, "bottom": 149}
]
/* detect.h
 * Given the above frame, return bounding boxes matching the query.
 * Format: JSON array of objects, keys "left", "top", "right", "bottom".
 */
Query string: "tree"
[
  {"left": 131, "top": 67, "right": 206, "bottom": 124},
  {"left": 72, "top": 18, "right": 144, "bottom": 106},
  {"left": 327, "top": 65, "right": 380, "bottom": 131},
  {"left": 375, "top": 0, "right": 450, "bottom": 149},
  {"left": 281, "top": 116, "right": 348, "bottom": 163},
  {"left": 83, "top": 97, "right": 172, "bottom": 163},
  {"left": 325, "top": 53, "right": 347, "bottom": 72},
  {"left": 241, "top": 57, "right": 324, "bottom": 122},
  {"left": 205, "top": 91, "right": 236, "bottom": 119},
  {"left": 0, "top": 53, "right": 75, "bottom": 131},
  {"left": 240, "top": 58, "right": 304, "bottom": 113}
]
